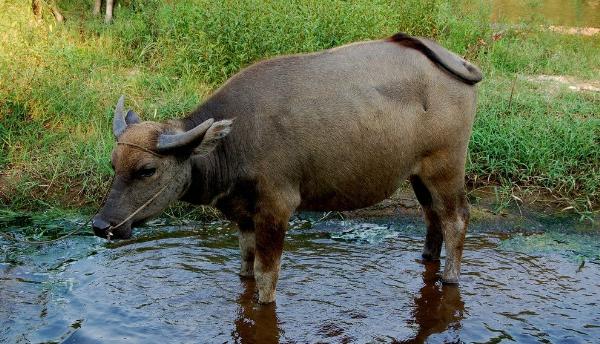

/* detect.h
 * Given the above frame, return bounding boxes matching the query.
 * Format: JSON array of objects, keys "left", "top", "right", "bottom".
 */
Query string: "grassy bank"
[{"left": 1, "top": 0, "right": 598, "bottom": 219}]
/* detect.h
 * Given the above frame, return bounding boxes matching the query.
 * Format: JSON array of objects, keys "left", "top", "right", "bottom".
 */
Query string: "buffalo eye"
[{"left": 136, "top": 167, "right": 156, "bottom": 178}]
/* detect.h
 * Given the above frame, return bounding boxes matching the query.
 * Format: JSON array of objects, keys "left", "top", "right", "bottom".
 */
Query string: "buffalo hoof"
[
  {"left": 442, "top": 271, "right": 460, "bottom": 284},
  {"left": 257, "top": 293, "right": 276, "bottom": 304},
  {"left": 443, "top": 263, "right": 460, "bottom": 284},
  {"left": 442, "top": 278, "right": 459, "bottom": 285},
  {"left": 239, "top": 261, "right": 254, "bottom": 278}
]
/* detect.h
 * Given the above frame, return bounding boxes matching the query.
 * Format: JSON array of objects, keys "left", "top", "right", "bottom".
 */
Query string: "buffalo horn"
[{"left": 112, "top": 95, "right": 127, "bottom": 138}]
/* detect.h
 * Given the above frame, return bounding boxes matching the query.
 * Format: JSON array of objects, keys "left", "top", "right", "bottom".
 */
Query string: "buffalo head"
[{"left": 92, "top": 96, "right": 232, "bottom": 239}]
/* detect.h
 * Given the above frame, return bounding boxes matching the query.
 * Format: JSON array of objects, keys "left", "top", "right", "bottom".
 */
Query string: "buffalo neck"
[
  {"left": 177, "top": 93, "right": 252, "bottom": 205},
  {"left": 183, "top": 147, "right": 233, "bottom": 205}
]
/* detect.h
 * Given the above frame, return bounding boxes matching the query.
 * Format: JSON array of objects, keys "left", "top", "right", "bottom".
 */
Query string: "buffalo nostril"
[
  {"left": 92, "top": 217, "right": 110, "bottom": 230},
  {"left": 92, "top": 217, "right": 111, "bottom": 237}
]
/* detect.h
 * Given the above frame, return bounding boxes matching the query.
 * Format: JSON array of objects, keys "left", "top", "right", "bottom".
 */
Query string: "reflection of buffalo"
[
  {"left": 93, "top": 32, "right": 481, "bottom": 303},
  {"left": 397, "top": 261, "right": 465, "bottom": 343},
  {"left": 231, "top": 261, "right": 464, "bottom": 343},
  {"left": 233, "top": 279, "right": 280, "bottom": 344}
]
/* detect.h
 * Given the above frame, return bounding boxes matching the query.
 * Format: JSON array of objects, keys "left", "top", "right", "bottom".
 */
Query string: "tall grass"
[{"left": 0, "top": 0, "right": 598, "bottom": 214}]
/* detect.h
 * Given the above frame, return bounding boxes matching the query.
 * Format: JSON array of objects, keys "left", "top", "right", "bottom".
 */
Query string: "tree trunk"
[
  {"left": 50, "top": 1, "right": 65, "bottom": 23},
  {"left": 32, "top": 0, "right": 42, "bottom": 20},
  {"left": 93, "top": 0, "right": 102, "bottom": 16},
  {"left": 105, "top": 0, "right": 114, "bottom": 23},
  {"left": 32, "top": 0, "right": 65, "bottom": 23}
]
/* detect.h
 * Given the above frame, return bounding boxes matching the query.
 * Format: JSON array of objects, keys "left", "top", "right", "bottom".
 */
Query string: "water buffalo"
[{"left": 92, "top": 33, "right": 482, "bottom": 303}]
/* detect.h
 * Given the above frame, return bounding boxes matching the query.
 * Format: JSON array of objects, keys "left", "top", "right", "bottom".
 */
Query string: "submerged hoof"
[
  {"left": 421, "top": 251, "right": 441, "bottom": 261},
  {"left": 443, "top": 263, "right": 461, "bottom": 284},
  {"left": 239, "top": 261, "right": 254, "bottom": 278},
  {"left": 257, "top": 290, "right": 277, "bottom": 304},
  {"left": 239, "top": 270, "right": 254, "bottom": 279},
  {"left": 257, "top": 296, "right": 276, "bottom": 304}
]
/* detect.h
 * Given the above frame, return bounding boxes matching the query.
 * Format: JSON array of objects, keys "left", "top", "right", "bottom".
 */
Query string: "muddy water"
[
  {"left": 490, "top": 0, "right": 600, "bottom": 27},
  {"left": 1, "top": 214, "right": 600, "bottom": 343}
]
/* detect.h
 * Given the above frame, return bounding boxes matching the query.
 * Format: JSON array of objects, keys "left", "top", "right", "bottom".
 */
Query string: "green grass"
[{"left": 0, "top": 0, "right": 598, "bottom": 218}]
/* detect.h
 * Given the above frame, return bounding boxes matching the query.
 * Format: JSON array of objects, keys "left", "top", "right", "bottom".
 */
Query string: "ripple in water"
[{"left": 1, "top": 216, "right": 599, "bottom": 343}]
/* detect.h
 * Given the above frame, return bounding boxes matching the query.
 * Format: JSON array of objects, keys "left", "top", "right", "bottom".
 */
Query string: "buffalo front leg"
[
  {"left": 238, "top": 228, "right": 255, "bottom": 278},
  {"left": 252, "top": 185, "right": 301, "bottom": 304},
  {"left": 254, "top": 211, "right": 288, "bottom": 304}
]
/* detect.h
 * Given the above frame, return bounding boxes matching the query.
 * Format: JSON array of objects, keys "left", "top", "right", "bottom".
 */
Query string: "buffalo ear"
[
  {"left": 125, "top": 110, "right": 141, "bottom": 125},
  {"left": 193, "top": 119, "right": 234, "bottom": 156}
]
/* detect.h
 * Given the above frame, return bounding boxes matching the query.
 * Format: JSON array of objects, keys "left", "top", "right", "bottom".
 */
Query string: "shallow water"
[
  {"left": 489, "top": 0, "right": 600, "bottom": 27},
  {"left": 1, "top": 213, "right": 600, "bottom": 343}
]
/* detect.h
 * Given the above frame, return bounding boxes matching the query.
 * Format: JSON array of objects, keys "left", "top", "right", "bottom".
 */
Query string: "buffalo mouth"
[
  {"left": 97, "top": 225, "right": 132, "bottom": 240},
  {"left": 108, "top": 225, "right": 133, "bottom": 240},
  {"left": 92, "top": 217, "right": 133, "bottom": 240}
]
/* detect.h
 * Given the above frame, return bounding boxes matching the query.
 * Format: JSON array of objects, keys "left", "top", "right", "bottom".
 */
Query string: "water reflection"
[
  {"left": 233, "top": 278, "right": 281, "bottom": 344},
  {"left": 397, "top": 261, "right": 464, "bottom": 343},
  {"left": 231, "top": 260, "right": 464, "bottom": 344}
]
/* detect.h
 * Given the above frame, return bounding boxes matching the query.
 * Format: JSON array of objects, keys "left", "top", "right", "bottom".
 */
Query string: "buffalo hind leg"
[
  {"left": 439, "top": 189, "right": 469, "bottom": 283},
  {"left": 417, "top": 153, "right": 470, "bottom": 283},
  {"left": 410, "top": 175, "right": 444, "bottom": 261}
]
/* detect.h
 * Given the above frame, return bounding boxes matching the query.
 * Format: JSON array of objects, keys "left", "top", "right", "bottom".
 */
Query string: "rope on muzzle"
[{"left": 105, "top": 183, "right": 169, "bottom": 240}]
